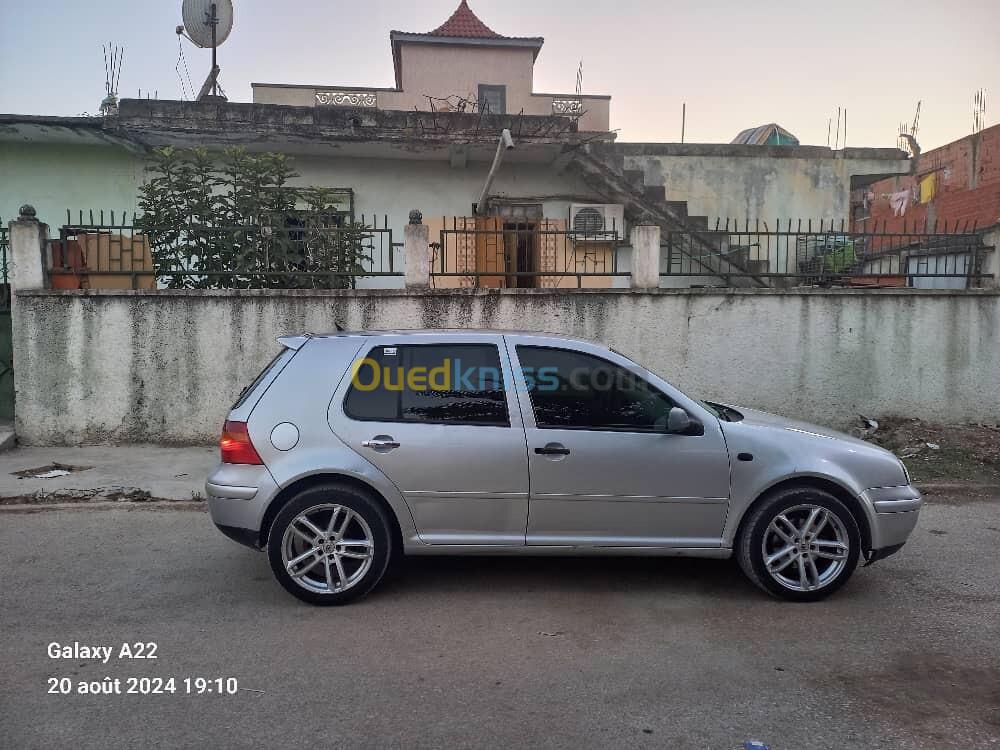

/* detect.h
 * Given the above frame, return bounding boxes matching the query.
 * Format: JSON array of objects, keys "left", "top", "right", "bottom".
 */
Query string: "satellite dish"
[{"left": 181, "top": 0, "right": 234, "bottom": 49}]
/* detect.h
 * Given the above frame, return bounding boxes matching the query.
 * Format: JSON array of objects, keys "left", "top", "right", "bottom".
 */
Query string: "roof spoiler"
[{"left": 276, "top": 333, "right": 315, "bottom": 351}]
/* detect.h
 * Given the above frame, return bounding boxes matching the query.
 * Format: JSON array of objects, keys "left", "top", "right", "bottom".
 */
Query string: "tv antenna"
[
  {"left": 176, "top": 0, "right": 234, "bottom": 101},
  {"left": 897, "top": 100, "right": 921, "bottom": 153},
  {"left": 973, "top": 89, "right": 987, "bottom": 135},
  {"left": 827, "top": 107, "right": 847, "bottom": 148},
  {"left": 101, "top": 43, "right": 124, "bottom": 115}
]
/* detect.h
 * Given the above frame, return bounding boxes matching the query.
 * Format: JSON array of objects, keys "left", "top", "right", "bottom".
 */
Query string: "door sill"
[{"left": 406, "top": 544, "right": 730, "bottom": 558}]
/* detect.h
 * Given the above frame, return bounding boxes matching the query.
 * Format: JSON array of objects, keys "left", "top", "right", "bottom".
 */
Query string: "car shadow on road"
[
  {"left": 376, "top": 554, "right": 758, "bottom": 601},
  {"left": 212, "top": 542, "right": 885, "bottom": 609}
]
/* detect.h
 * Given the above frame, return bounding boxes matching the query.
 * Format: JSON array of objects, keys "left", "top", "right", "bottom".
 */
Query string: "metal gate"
[{"left": 0, "top": 224, "right": 12, "bottom": 421}]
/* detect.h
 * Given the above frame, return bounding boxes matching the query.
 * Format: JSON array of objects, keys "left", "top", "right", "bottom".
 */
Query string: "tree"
[{"left": 136, "top": 147, "right": 370, "bottom": 289}]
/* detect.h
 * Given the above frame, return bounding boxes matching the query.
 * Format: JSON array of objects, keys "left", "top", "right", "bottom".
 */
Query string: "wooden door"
[{"left": 475, "top": 216, "right": 504, "bottom": 288}]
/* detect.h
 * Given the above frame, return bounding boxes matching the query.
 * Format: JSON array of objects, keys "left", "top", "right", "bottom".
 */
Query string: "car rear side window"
[
  {"left": 344, "top": 344, "right": 509, "bottom": 426},
  {"left": 516, "top": 345, "right": 675, "bottom": 431}
]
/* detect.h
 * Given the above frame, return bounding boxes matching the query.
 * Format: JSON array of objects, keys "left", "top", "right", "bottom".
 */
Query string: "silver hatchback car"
[{"left": 207, "top": 329, "right": 922, "bottom": 605}]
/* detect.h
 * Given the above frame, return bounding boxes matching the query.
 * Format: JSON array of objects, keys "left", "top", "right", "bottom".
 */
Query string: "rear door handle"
[
  {"left": 535, "top": 445, "right": 570, "bottom": 456},
  {"left": 362, "top": 437, "right": 400, "bottom": 451}
]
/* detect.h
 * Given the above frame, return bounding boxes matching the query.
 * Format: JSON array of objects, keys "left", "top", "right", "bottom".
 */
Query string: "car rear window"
[{"left": 231, "top": 350, "right": 289, "bottom": 410}]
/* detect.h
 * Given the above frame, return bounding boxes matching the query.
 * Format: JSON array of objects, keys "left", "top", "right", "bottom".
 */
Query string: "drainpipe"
[{"left": 475, "top": 129, "right": 515, "bottom": 216}]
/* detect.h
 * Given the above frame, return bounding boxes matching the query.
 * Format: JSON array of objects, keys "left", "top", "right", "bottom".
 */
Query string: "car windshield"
[{"left": 608, "top": 347, "right": 733, "bottom": 420}]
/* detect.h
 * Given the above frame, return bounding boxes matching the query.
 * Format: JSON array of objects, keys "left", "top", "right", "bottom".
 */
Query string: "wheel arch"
[
  {"left": 258, "top": 472, "right": 405, "bottom": 554},
  {"left": 734, "top": 475, "right": 873, "bottom": 554}
]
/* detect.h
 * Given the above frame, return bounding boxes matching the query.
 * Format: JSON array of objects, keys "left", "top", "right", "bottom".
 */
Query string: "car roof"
[{"left": 277, "top": 329, "right": 602, "bottom": 350}]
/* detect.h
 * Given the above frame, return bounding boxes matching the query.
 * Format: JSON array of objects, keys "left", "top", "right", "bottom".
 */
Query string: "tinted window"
[
  {"left": 232, "top": 350, "right": 288, "bottom": 409},
  {"left": 517, "top": 346, "right": 675, "bottom": 431},
  {"left": 344, "top": 344, "right": 509, "bottom": 426}
]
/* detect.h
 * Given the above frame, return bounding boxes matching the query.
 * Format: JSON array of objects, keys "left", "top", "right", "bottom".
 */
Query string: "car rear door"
[
  {"left": 505, "top": 335, "right": 731, "bottom": 547},
  {"left": 330, "top": 334, "right": 529, "bottom": 545}
]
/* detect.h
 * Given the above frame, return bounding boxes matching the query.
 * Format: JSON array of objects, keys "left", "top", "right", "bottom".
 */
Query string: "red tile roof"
[
  {"left": 390, "top": 2, "right": 544, "bottom": 88},
  {"left": 430, "top": 1, "right": 504, "bottom": 38}
]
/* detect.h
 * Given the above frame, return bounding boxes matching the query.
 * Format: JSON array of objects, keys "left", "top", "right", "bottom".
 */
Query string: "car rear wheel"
[
  {"left": 737, "top": 487, "right": 861, "bottom": 602},
  {"left": 267, "top": 483, "right": 393, "bottom": 605}
]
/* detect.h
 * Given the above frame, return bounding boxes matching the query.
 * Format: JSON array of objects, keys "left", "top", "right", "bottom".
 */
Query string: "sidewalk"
[
  {"left": 0, "top": 443, "right": 993, "bottom": 509},
  {"left": 0, "top": 445, "right": 217, "bottom": 504}
]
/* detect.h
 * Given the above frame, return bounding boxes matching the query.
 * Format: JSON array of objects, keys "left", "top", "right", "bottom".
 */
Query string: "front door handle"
[
  {"left": 362, "top": 436, "right": 400, "bottom": 451},
  {"left": 534, "top": 444, "right": 570, "bottom": 456}
]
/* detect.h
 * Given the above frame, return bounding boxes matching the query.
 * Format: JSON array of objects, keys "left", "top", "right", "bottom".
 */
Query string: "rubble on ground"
[{"left": 851, "top": 416, "right": 1000, "bottom": 484}]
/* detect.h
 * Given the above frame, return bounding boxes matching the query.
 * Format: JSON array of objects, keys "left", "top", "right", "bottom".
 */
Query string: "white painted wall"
[
  {"left": 1, "top": 144, "right": 609, "bottom": 289},
  {"left": 287, "top": 154, "right": 603, "bottom": 288},
  {"left": 13, "top": 288, "right": 1000, "bottom": 444}
]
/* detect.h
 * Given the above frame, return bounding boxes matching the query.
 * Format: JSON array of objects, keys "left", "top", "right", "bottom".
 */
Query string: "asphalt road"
[{"left": 2, "top": 494, "right": 999, "bottom": 750}]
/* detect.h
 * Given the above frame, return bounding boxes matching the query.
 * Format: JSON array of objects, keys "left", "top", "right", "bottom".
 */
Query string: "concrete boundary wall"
[{"left": 12, "top": 288, "right": 1000, "bottom": 445}]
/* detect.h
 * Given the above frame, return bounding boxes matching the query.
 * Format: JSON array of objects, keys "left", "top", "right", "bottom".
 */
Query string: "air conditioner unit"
[{"left": 569, "top": 204, "right": 625, "bottom": 241}]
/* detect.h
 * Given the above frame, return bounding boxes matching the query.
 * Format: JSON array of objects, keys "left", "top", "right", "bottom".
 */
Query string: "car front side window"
[{"left": 516, "top": 346, "right": 675, "bottom": 432}]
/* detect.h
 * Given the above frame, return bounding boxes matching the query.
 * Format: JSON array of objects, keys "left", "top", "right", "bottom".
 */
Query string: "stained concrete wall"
[
  {"left": 13, "top": 288, "right": 999, "bottom": 445},
  {"left": 622, "top": 144, "right": 909, "bottom": 223}
]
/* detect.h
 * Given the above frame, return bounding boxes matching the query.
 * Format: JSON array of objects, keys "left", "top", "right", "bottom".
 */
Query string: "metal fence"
[
  {"left": 49, "top": 210, "right": 401, "bottom": 289},
  {"left": 0, "top": 222, "right": 9, "bottom": 309},
  {"left": 433, "top": 218, "right": 627, "bottom": 288},
  {"left": 662, "top": 219, "right": 993, "bottom": 288},
  {"left": 0, "top": 223, "right": 8, "bottom": 286}
]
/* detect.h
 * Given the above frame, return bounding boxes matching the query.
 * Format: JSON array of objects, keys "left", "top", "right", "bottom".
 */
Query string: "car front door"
[
  {"left": 330, "top": 335, "right": 529, "bottom": 545},
  {"left": 506, "top": 337, "right": 731, "bottom": 547}
]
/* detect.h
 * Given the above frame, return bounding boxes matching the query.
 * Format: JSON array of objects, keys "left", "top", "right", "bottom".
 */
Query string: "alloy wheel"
[
  {"left": 281, "top": 503, "right": 375, "bottom": 595},
  {"left": 761, "top": 504, "right": 850, "bottom": 592}
]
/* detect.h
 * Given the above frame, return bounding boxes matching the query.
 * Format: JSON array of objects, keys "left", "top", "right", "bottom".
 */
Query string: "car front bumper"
[
  {"left": 206, "top": 463, "right": 280, "bottom": 549},
  {"left": 861, "top": 484, "right": 923, "bottom": 555}
]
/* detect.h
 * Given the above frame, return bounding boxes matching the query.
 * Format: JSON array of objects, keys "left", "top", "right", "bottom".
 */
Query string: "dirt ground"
[{"left": 853, "top": 416, "right": 1000, "bottom": 485}]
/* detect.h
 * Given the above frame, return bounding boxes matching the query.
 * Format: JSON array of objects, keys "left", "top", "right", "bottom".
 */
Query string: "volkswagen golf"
[{"left": 206, "top": 329, "right": 922, "bottom": 605}]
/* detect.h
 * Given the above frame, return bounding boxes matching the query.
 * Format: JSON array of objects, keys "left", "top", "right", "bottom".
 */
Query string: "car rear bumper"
[
  {"left": 862, "top": 484, "right": 923, "bottom": 555},
  {"left": 205, "top": 463, "right": 279, "bottom": 548}
]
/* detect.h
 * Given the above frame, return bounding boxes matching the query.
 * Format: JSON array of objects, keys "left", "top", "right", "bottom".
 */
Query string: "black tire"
[
  {"left": 736, "top": 486, "right": 861, "bottom": 602},
  {"left": 267, "top": 482, "right": 394, "bottom": 606}
]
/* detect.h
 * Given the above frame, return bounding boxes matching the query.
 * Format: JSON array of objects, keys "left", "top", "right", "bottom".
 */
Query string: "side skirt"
[{"left": 404, "top": 544, "right": 733, "bottom": 559}]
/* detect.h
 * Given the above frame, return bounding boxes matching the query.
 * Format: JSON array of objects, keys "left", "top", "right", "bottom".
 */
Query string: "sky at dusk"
[{"left": 1, "top": 0, "right": 997, "bottom": 151}]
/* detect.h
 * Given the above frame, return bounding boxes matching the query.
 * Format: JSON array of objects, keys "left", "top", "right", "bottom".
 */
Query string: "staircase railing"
[{"left": 661, "top": 218, "right": 992, "bottom": 288}]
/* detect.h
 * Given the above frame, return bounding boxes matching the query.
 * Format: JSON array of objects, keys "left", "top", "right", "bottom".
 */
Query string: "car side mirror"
[{"left": 666, "top": 407, "right": 701, "bottom": 435}]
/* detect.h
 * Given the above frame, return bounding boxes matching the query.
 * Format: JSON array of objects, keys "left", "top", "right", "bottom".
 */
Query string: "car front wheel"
[
  {"left": 737, "top": 487, "right": 861, "bottom": 602},
  {"left": 267, "top": 483, "right": 393, "bottom": 605}
]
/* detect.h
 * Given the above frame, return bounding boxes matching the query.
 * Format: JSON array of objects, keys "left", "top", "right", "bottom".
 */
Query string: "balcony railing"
[
  {"left": 551, "top": 98, "right": 584, "bottom": 117},
  {"left": 315, "top": 91, "right": 377, "bottom": 107}
]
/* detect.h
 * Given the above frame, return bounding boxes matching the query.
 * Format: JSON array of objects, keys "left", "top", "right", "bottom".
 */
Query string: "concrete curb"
[
  {"left": 916, "top": 482, "right": 1000, "bottom": 494},
  {"left": 0, "top": 501, "right": 207, "bottom": 514},
  {"left": 1, "top": 482, "right": 995, "bottom": 515}
]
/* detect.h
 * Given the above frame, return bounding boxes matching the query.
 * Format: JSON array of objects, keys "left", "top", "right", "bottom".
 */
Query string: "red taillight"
[{"left": 220, "top": 420, "right": 263, "bottom": 465}]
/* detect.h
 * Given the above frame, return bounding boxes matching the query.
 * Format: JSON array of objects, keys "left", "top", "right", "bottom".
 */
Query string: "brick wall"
[{"left": 855, "top": 123, "right": 1000, "bottom": 232}]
